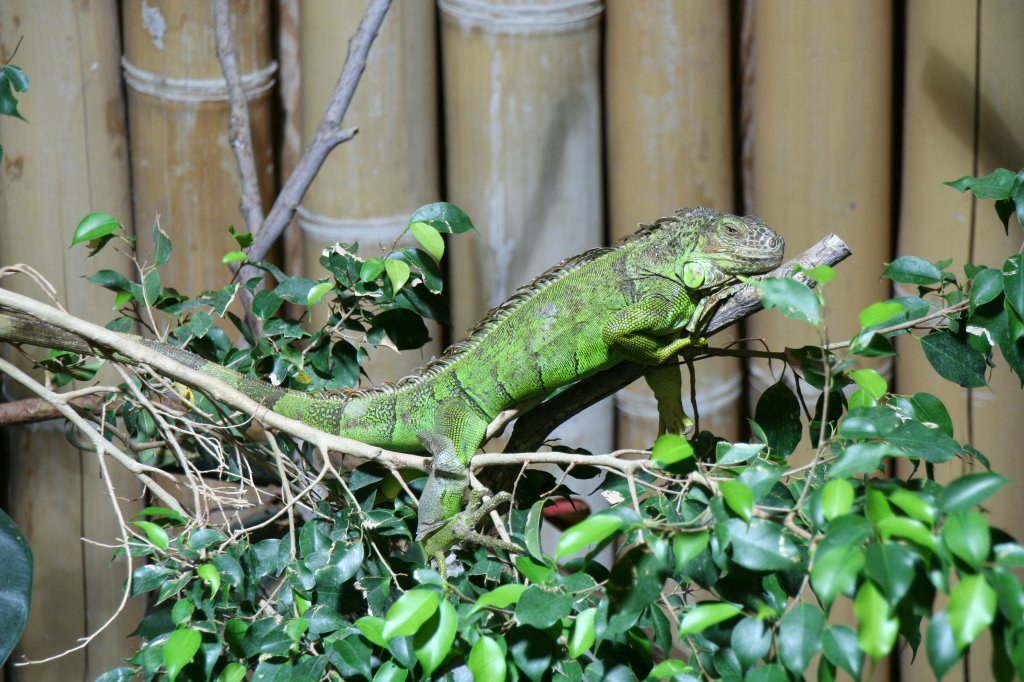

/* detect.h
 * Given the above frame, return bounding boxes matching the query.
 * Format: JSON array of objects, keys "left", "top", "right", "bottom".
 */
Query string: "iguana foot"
[{"left": 422, "top": 490, "right": 520, "bottom": 579}]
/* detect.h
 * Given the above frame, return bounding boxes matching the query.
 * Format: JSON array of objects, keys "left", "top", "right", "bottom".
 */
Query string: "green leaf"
[
  {"left": 677, "top": 602, "right": 741, "bottom": 636},
  {"left": 726, "top": 518, "right": 802, "bottom": 571},
  {"left": 413, "top": 598, "right": 456, "bottom": 676},
  {"left": 359, "top": 258, "right": 386, "bottom": 282},
  {"left": 1003, "top": 254, "right": 1024, "bottom": 318},
  {"left": 651, "top": 433, "right": 694, "bottom": 466},
  {"left": 849, "top": 368, "right": 887, "bottom": 400},
  {"left": 777, "top": 603, "right": 825, "bottom": 674},
  {"left": 72, "top": 212, "right": 120, "bottom": 246},
  {"left": 410, "top": 222, "right": 445, "bottom": 261},
  {"left": 170, "top": 599, "right": 193, "bottom": 626},
  {"left": 864, "top": 543, "right": 916, "bottom": 603},
  {"left": 830, "top": 443, "right": 890, "bottom": 478},
  {"left": 811, "top": 546, "right": 863, "bottom": 607},
  {"left": 555, "top": 513, "right": 625, "bottom": 559},
  {"left": 883, "top": 256, "right": 943, "bottom": 284},
  {"left": 354, "top": 616, "right": 387, "bottom": 648},
  {"left": 133, "top": 520, "right": 169, "bottom": 550},
  {"left": 745, "top": 663, "right": 789, "bottom": 682},
  {"left": 130, "top": 564, "right": 172, "bottom": 596},
  {"left": 820, "top": 479, "right": 854, "bottom": 521},
  {"left": 926, "top": 610, "right": 959, "bottom": 678},
  {"left": 945, "top": 168, "right": 1017, "bottom": 199},
  {"left": 885, "top": 419, "right": 962, "bottom": 463},
  {"left": 469, "top": 636, "right": 506, "bottom": 682},
  {"left": 0, "top": 65, "right": 29, "bottom": 122},
  {"left": 754, "top": 382, "right": 802, "bottom": 457},
  {"left": 715, "top": 441, "right": 765, "bottom": 465},
  {"left": 920, "top": 332, "right": 988, "bottom": 388},
  {"left": 221, "top": 250, "right": 247, "bottom": 264},
  {"left": 471, "top": 583, "right": 527, "bottom": 614},
  {"left": 196, "top": 563, "right": 220, "bottom": 597},
  {"left": 567, "top": 607, "right": 597, "bottom": 658},
  {"left": 381, "top": 589, "right": 439, "bottom": 640},
  {"left": 217, "top": 662, "right": 247, "bottom": 682},
  {"left": 859, "top": 301, "right": 906, "bottom": 329},
  {"left": 719, "top": 480, "right": 754, "bottom": 523},
  {"left": 822, "top": 625, "right": 863, "bottom": 680},
  {"left": 163, "top": 628, "right": 201, "bottom": 681},
  {"left": 0, "top": 509, "right": 31, "bottom": 667},
  {"left": 731, "top": 617, "right": 772, "bottom": 670},
  {"left": 515, "top": 556, "right": 553, "bottom": 584},
  {"left": 798, "top": 264, "right": 836, "bottom": 285},
  {"left": 306, "top": 281, "right": 333, "bottom": 307},
  {"left": 752, "top": 276, "right": 821, "bottom": 325},
  {"left": 515, "top": 586, "right": 572, "bottom": 629},
  {"left": 648, "top": 659, "right": 692, "bottom": 679},
  {"left": 673, "top": 532, "right": 710, "bottom": 570},
  {"left": 876, "top": 516, "right": 937, "bottom": 552},
  {"left": 887, "top": 487, "right": 937, "bottom": 524},
  {"left": 372, "top": 661, "right": 408, "bottom": 682},
  {"left": 384, "top": 259, "right": 411, "bottom": 293},
  {"left": 142, "top": 270, "right": 161, "bottom": 306},
  {"left": 970, "top": 268, "right": 1003, "bottom": 312},
  {"left": 948, "top": 574, "right": 996, "bottom": 650},
  {"left": 408, "top": 202, "right": 475, "bottom": 234},
  {"left": 523, "top": 499, "right": 546, "bottom": 561},
  {"left": 150, "top": 220, "right": 172, "bottom": 268},
  {"left": 941, "top": 511, "right": 990, "bottom": 569},
  {"left": 939, "top": 472, "right": 1008, "bottom": 512},
  {"left": 854, "top": 582, "right": 898, "bottom": 661}
]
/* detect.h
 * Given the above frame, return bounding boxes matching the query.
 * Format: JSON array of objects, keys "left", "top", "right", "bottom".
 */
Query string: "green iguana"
[{"left": 0, "top": 207, "right": 784, "bottom": 566}]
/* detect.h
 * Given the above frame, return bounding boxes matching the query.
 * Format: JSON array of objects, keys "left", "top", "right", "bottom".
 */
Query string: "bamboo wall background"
[{"left": 0, "top": 1, "right": 1021, "bottom": 679}]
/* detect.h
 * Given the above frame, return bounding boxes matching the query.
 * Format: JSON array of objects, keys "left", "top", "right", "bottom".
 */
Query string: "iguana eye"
[{"left": 722, "top": 223, "right": 741, "bottom": 237}]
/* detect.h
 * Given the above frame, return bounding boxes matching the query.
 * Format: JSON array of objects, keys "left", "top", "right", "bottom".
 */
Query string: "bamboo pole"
[
  {"left": 605, "top": 1, "right": 740, "bottom": 445},
  {"left": 298, "top": 0, "right": 440, "bottom": 383},
  {"left": 440, "top": 0, "right": 608, "bottom": 453},
  {"left": 122, "top": 0, "right": 275, "bottom": 297},
  {"left": 0, "top": 2, "right": 141, "bottom": 677}
]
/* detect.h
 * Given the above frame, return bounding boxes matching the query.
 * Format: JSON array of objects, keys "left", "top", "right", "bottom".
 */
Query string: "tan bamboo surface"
[
  {"left": 440, "top": 0, "right": 610, "bottom": 453},
  {"left": 745, "top": 0, "right": 893, "bottom": 437},
  {"left": 898, "top": 1, "right": 1024, "bottom": 679},
  {"left": 605, "top": 1, "right": 741, "bottom": 448},
  {"left": 744, "top": 4, "right": 893, "bottom": 678},
  {"left": 122, "top": 0, "right": 275, "bottom": 298},
  {"left": 0, "top": 2, "right": 142, "bottom": 678},
  {"left": 298, "top": 0, "right": 441, "bottom": 384}
]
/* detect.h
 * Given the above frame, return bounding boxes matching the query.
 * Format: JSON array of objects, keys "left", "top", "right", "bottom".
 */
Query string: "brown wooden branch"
[
  {"left": 244, "top": 0, "right": 392, "bottom": 267},
  {"left": 504, "top": 234, "right": 853, "bottom": 453},
  {"left": 0, "top": 394, "right": 103, "bottom": 426},
  {"left": 213, "top": 0, "right": 265, "bottom": 235}
]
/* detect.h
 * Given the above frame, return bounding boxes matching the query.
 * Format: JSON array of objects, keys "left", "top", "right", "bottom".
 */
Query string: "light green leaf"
[
  {"left": 719, "top": 480, "right": 754, "bottom": 523},
  {"left": 678, "top": 602, "right": 741, "bottom": 636},
  {"left": 876, "top": 516, "right": 937, "bottom": 553},
  {"left": 854, "top": 582, "right": 898, "bottom": 661},
  {"left": 555, "top": 514, "right": 625, "bottom": 559},
  {"left": 515, "top": 586, "right": 572, "bottom": 629},
  {"left": 217, "top": 662, "right": 247, "bottom": 682},
  {"left": 133, "top": 520, "right": 169, "bottom": 550},
  {"left": 170, "top": 598, "right": 193, "bottom": 626},
  {"left": 381, "top": 589, "right": 439, "bottom": 640},
  {"left": 354, "top": 616, "right": 386, "bottom": 647},
  {"left": 673, "top": 532, "right": 710, "bottom": 570},
  {"left": 471, "top": 583, "right": 527, "bottom": 614},
  {"left": 163, "top": 628, "right": 201, "bottom": 681},
  {"left": 359, "top": 258, "right": 386, "bottom": 282},
  {"left": 72, "top": 212, "right": 120, "bottom": 246},
  {"left": 798, "top": 264, "right": 836, "bottom": 285},
  {"left": 849, "top": 369, "right": 887, "bottom": 400},
  {"left": 821, "top": 479, "right": 854, "bottom": 521},
  {"left": 926, "top": 610, "right": 959, "bottom": 678},
  {"left": 715, "top": 442, "right": 765, "bottom": 465},
  {"left": 948, "top": 574, "right": 996, "bottom": 650},
  {"left": 410, "top": 222, "right": 445, "bottom": 261},
  {"left": 413, "top": 598, "right": 456, "bottom": 676},
  {"left": 887, "top": 487, "right": 937, "bottom": 524},
  {"left": 372, "top": 661, "right": 408, "bottom": 682},
  {"left": 384, "top": 259, "right": 410, "bottom": 294},
  {"left": 567, "top": 607, "right": 597, "bottom": 658},
  {"left": 752, "top": 276, "right": 821, "bottom": 325},
  {"left": 468, "top": 636, "right": 506, "bottom": 682},
  {"left": 651, "top": 433, "right": 694, "bottom": 466},
  {"left": 306, "top": 281, "right": 333, "bottom": 307},
  {"left": 649, "top": 660, "right": 693, "bottom": 679},
  {"left": 196, "top": 563, "right": 220, "bottom": 597},
  {"left": 941, "top": 511, "right": 990, "bottom": 569},
  {"left": 221, "top": 250, "right": 247, "bottom": 264},
  {"left": 859, "top": 301, "right": 906, "bottom": 329},
  {"left": 811, "top": 546, "right": 863, "bottom": 607}
]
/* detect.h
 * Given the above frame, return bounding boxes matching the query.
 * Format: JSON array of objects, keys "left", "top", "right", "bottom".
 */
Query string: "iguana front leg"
[{"left": 644, "top": 364, "right": 692, "bottom": 436}]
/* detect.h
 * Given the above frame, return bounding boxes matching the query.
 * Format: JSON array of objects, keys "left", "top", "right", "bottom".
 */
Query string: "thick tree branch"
[{"left": 505, "top": 234, "right": 852, "bottom": 452}]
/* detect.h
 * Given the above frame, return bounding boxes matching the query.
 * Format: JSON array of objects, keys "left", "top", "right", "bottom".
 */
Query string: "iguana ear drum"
[{"left": 681, "top": 261, "right": 705, "bottom": 289}]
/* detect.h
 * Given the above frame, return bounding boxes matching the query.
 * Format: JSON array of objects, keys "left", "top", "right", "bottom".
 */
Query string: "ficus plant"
[{"left": 0, "top": 172, "right": 1022, "bottom": 682}]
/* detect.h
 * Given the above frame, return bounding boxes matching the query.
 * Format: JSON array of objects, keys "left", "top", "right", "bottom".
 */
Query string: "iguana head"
[{"left": 677, "top": 210, "right": 785, "bottom": 290}]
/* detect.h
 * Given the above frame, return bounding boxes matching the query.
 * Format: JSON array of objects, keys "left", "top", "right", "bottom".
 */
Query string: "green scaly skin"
[{"left": 0, "top": 208, "right": 785, "bottom": 567}]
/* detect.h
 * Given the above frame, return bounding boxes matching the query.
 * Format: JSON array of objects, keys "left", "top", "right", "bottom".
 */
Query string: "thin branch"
[
  {"left": 0, "top": 393, "right": 104, "bottom": 426},
  {"left": 213, "top": 0, "right": 265, "bottom": 234},
  {"left": 244, "top": 0, "right": 392, "bottom": 265}
]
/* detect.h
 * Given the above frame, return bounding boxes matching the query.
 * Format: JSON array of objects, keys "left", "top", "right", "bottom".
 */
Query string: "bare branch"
[
  {"left": 505, "top": 234, "right": 853, "bottom": 452},
  {"left": 213, "top": 0, "right": 265, "bottom": 233},
  {"left": 0, "top": 394, "right": 104, "bottom": 425}
]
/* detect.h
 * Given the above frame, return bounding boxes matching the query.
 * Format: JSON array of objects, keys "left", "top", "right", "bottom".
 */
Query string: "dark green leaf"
[
  {"left": 838, "top": 405, "right": 900, "bottom": 439},
  {"left": 508, "top": 626, "right": 553, "bottom": 682},
  {"left": 752, "top": 277, "right": 821, "bottom": 325},
  {"left": 371, "top": 308, "right": 430, "bottom": 351},
  {"left": 864, "top": 543, "right": 916, "bottom": 603},
  {"left": 945, "top": 168, "right": 1017, "bottom": 199},
  {"left": 829, "top": 443, "right": 890, "bottom": 478},
  {"left": 920, "top": 332, "right": 988, "bottom": 387},
  {"left": 153, "top": 219, "right": 172, "bottom": 266},
  {"left": 408, "top": 202, "right": 475, "bottom": 234},
  {"left": 1003, "top": 254, "right": 1024, "bottom": 319},
  {"left": 822, "top": 625, "right": 863, "bottom": 680},
  {"left": 777, "top": 603, "right": 824, "bottom": 674},
  {"left": 673, "top": 532, "right": 710, "bottom": 571},
  {"left": 970, "top": 268, "right": 1004, "bottom": 312},
  {"left": 731, "top": 617, "right": 771, "bottom": 671},
  {"left": 811, "top": 546, "right": 863, "bottom": 607},
  {"left": 515, "top": 587, "right": 572, "bottom": 629},
  {"left": 939, "top": 472, "right": 1008, "bottom": 512},
  {"left": 0, "top": 66, "right": 28, "bottom": 121},
  {"left": 885, "top": 419, "right": 962, "bottom": 463},
  {"left": 0, "top": 509, "right": 31, "bottom": 666},
  {"left": 883, "top": 256, "right": 943, "bottom": 284},
  {"left": 131, "top": 564, "right": 172, "bottom": 596},
  {"left": 941, "top": 511, "right": 990, "bottom": 569},
  {"left": 273, "top": 277, "right": 318, "bottom": 305},
  {"left": 251, "top": 290, "right": 282, "bottom": 320},
  {"left": 725, "top": 518, "right": 802, "bottom": 571},
  {"left": 926, "top": 610, "right": 959, "bottom": 678},
  {"left": 743, "top": 663, "right": 788, "bottom": 682},
  {"left": 715, "top": 442, "right": 765, "bottom": 466},
  {"left": 87, "top": 269, "right": 133, "bottom": 293},
  {"left": 754, "top": 382, "right": 802, "bottom": 457}
]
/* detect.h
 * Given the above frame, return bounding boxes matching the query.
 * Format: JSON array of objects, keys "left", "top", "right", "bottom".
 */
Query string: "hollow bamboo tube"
[
  {"left": 441, "top": 0, "right": 609, "bottom": 453},
  {"left": 298, "top": 0, "right": 441, "bottom": 383},
  {"left": 606, "top": 1, "right": 741, "bottom": 446},
  {"left": 0, "top": 2, "right": 141, "bottom": 677},
  {"left": 122, "top": 0, "right": 275, "bottom": 297},
  {"left": 746, "top": 0, "right": 893, "bottom": 437}
]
